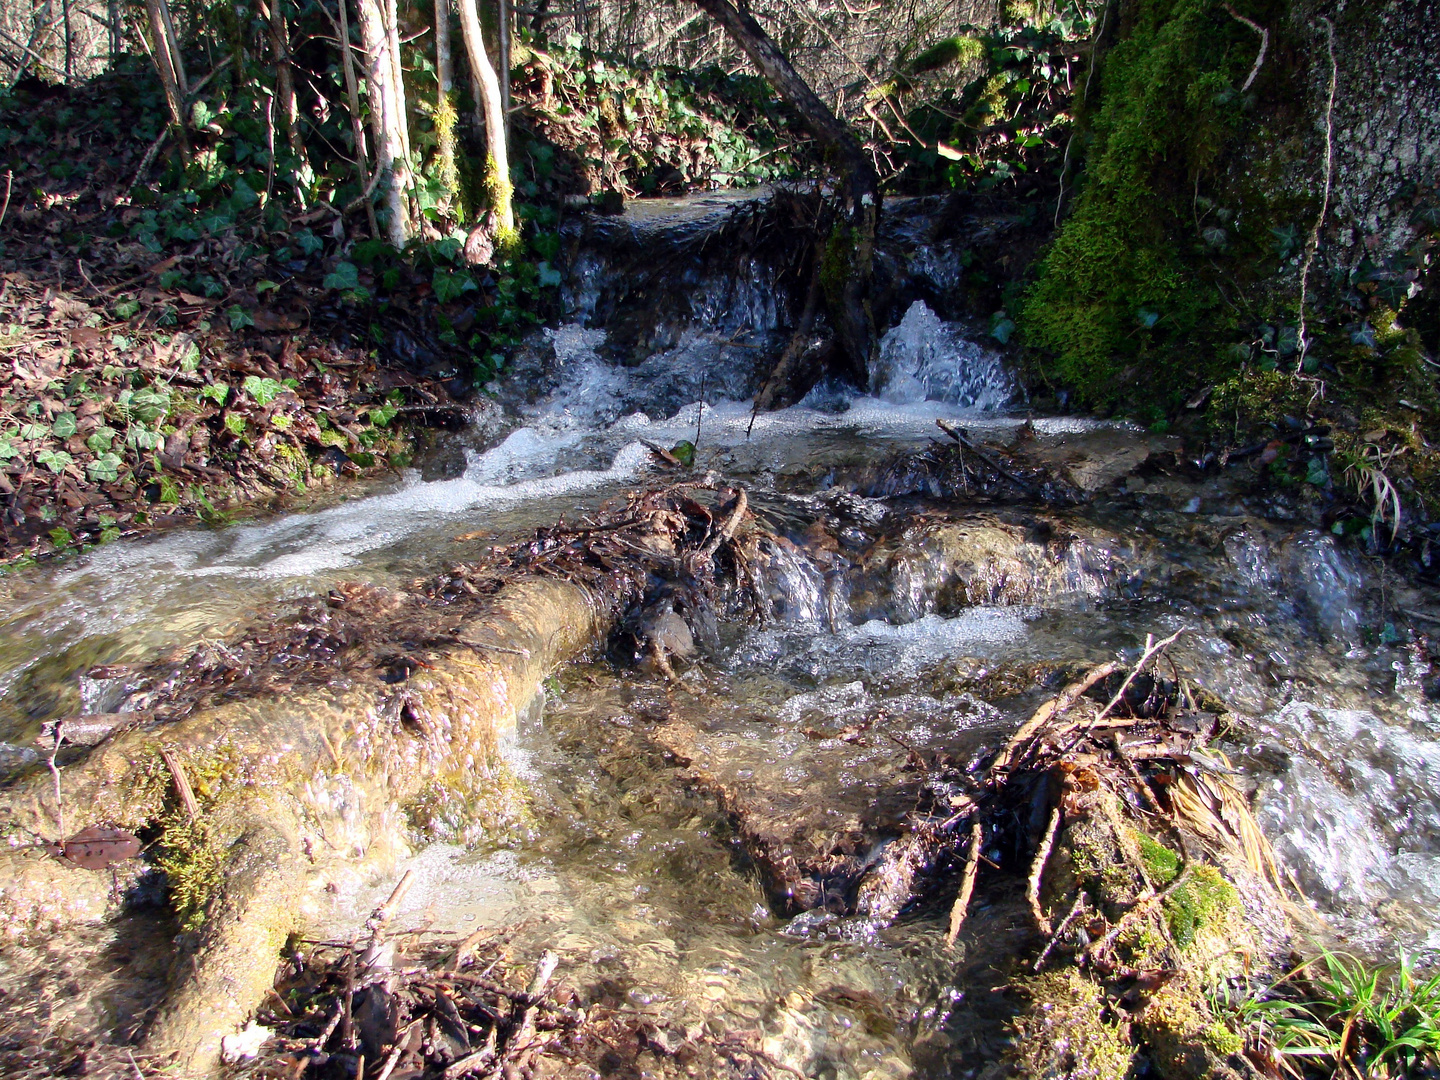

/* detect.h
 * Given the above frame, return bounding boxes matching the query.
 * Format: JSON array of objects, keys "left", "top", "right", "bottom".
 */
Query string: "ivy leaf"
[
  {"left": 51, "top": 412, "right": 78, "bottom": 438},
  {"left": 432, "top": 268, "right": 475, "bottom": 304},
  {"left": 224, "top": 412, "right": 247, "bottom": 437},
  {"left": 294, "top": 229, "right": 324, "bottom": 256},
  {"left": 113, "top": 298, "right": 140, "bottom": 319},
  {"left": 35, "top": 448, "right": 74, "bottom": 473},
  {"left": 200, "top": 383, "right": 230, "bottom": 406},
  {"left": 537, "top": 262, "right": 564, "bottom": 288},
  {"left": 19, "top": 422, "right": 49, "bottom": 440},
  {"left": 0, "top": 437, "right": 16, "bottom": 460},
  {"left": 87, "top": 452, "right": 123, "bottom": 483},
  {"left": 323, "top": 261, "right": 360, "bottom": 291},
  {"left": 126, "top": 425, "right": 161, "bottom": 451},
  {"left": 179, "top": 341, "right": 202, "bottom": 371},
  {"left": 256, "top": 279, "right": 280, "bottom": 293},
  {"left": 243, "top": 375, "right": 283, "bottom": 406},
  {"left": 86, "top": 427, "right": 118, "bottom": 454},
  {"left": 228, "top": 305, "right": 254, "bottom": 330},
  {"left": 367, "top": 402, "right": 399, "bottom": 427}
]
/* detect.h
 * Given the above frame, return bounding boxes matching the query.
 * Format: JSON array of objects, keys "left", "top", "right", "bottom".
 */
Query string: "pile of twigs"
[{"left": 943, "top": 629, "right": 1280, "bottom": 964}]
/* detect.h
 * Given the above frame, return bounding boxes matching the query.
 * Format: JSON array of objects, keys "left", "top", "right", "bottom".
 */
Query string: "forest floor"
[{"left": 0, "top": 75, "right": 489, "bottom": 564}]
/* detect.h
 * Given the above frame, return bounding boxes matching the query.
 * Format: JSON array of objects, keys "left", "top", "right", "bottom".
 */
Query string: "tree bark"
[
  {"left": 143, "top": 0, "right": 190, "bottom": 162},
  {"left": 355, "top": 0, "right": 411, "bottom": 246},
  {"left": 334, "top": 0, "right": 381, "bottom": 239},
  {"left": 434, "top": 0, "right": 461, "bottom": 210},
  {"left": 435, "top": 0, "right": 452, "bottom": 93},
  {"left": 456, "top": 0, "right": 515, "bottom": 236},
  {"left": 268, "top": 0, "right": 306, "bottom": 162},
  {"left": 382, "top": 0, "right": 411, "bottom": 162},
  {"left": 690, "top": 0, "right": 880, "bottom": 380}
]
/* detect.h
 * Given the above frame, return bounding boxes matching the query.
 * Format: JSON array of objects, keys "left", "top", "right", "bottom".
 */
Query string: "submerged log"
[{"left": 0, "top": 577, "right": 602, "bottom": 1074}]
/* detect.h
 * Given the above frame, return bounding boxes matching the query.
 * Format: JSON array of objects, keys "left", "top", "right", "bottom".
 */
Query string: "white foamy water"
[{"left": 870, "top": 301, "right": 1014, "bottom": 410}]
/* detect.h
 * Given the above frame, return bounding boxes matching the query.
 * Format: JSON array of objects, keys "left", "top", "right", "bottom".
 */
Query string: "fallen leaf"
[{"left": 55, "top": 825, "right": 142, "bottom": 869}]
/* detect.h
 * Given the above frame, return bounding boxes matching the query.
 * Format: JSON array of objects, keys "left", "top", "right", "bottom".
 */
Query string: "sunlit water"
[{"left": 2, "top": 195, "right": 1438, "bottom": 1074}]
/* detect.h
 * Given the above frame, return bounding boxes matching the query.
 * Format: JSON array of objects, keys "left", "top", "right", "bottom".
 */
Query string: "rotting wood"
[{"left": 944, "top": 818, "right": 982, "bottom": 946}]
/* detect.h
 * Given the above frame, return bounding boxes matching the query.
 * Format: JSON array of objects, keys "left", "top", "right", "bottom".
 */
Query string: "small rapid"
[{"left": 3, "top": 191, "right": 1439, "bottom": 1076}]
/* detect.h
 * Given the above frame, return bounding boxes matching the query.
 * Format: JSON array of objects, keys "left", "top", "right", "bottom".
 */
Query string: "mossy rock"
[
  {"left": 1134, "top": 974, "right": 1246, "bottom": 1080},
  {"left": 1011, "top": 968, "right": 1136, "bottom": 1080}
]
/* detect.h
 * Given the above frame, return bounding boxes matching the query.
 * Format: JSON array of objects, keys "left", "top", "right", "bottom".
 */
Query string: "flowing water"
[{"left": 3, "top": 192, "right": 1439, "bottom": 1076}]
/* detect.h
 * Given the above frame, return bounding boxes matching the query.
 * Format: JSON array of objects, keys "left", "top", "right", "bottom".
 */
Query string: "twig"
[
  {"left": 945, "top": 818, "right": 983, "bottom": 946},
  {"left": 0, "top": 169, "right": 12, "bottom": 230},
  {"left": 1296, "top": 16, "right": 1336, "bottom": 369},
  {"left": 373, "top": 1018, "right": 421, "bottom": 1080},
  {"left": 443, "top": 1031, "right": 496, "bottom": 1079},
  {"left": 1223, "top": 4, "right": 1269, "bottom": 92},
  {"left": 1034, "top": 893, "right": 1088, "bottom": 972},
  {"left": 510, "top": 950, "right": 560, "bottom": 1051},
  {"left": 1027, "top": 806, "right": 1061, "bottom": 936},
  {"left": 1095, "top": 630, "right": 1185, "bottom": 723},
  {"left": 127, "top": 128, "right": 170, "bottom": 194},
  {"left": 312, "top": 999, "right": 344, "bottom": 1052},
  {"left": 699, "top": 487, "right": 748, "bottom": 558},
  {"left": 159, "top": 747, "right": 200, "bottom": 821},
  {"left": 988, "top": 661, "right": 1119, "bottom": 776},
  {"left": 47, "top": 728, "right": 65, "bottom": 838},
  {"left": 340, "top": 937, "right": 357, "bottom": 1049},
  {"left": 935, "top": 419, "right": 1036, "bottom": 492}
]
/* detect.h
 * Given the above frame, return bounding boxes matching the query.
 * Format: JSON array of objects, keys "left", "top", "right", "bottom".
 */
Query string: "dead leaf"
[{"left": 55, "top": 825, "right": 143, "bottom": 869}]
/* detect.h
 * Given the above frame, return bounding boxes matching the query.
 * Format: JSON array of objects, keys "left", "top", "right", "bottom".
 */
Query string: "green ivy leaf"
[
  {"left": 86, "top": 427, "right": 117, "bottom": 453},
  {"left": 51, "top": 412, "right": 77, "bottom": 438},
  {"left": 256, "top": 279, "right": 280, "bottom": 293},
  {"left": 35, "top": 448, "right": 74, "bottom": 473},
  {"left": 367, "top": 402, "right": 398, "bottom": 427},
  {"left": 228, "top": 305, "right": 254, "bottom": 330},
  {"left": 323, "top": 261, "right": 360, "bottom": 291},
  {"left": 87, "top": 451, "right": 123, "bottom": 482},
  {"left": 179, "top": 341, "right": 201, "bottom": 372},
  {"left": 200, "top": 383, "right": 230, "bottom": 406},
  {"left": 113, "top": 298, "right": 140, "bottom": 319},
  {"left": 19, "top": 422, "right": 49, "bottom": 440},
  {"left": 294, "top": 229, "right": 324, "bottom": 256},
  {"left": 224, "top": 412, "right": 247, "bottom": 437},
  {"left": 0, "top": 437, "right": 16, "bottom": 460},
  {"left": 242, "top": 375, "right": 283, "bottom": 406},
  {"left": 126, "top": 425, "right": 161, "bottom": 451}
]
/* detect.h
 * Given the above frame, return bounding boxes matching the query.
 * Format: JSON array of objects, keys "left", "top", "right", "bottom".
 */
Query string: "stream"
[{"left": 3, "top": 190, "right": 1439, "bottom": 1077}]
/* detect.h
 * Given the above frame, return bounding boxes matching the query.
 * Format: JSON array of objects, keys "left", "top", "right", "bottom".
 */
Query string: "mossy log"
[{"left": 0, "top": 577, "right": 602, "bottom": 1075}]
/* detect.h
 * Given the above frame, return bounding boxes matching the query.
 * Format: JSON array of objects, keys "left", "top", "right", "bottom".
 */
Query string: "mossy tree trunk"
[
  {"left": 457, "top": 0, "right": 516, "bottom": 238},
  {"left": 691, "top": 0, "right": 881, "bottom": 382}
]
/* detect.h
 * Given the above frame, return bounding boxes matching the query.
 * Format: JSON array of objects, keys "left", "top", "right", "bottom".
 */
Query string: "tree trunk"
[
  {"left": 456, "top": 0, "right": 515, "bottom": 237},
  {"left": 354, "top": 0, "right": 411, "bottom": 246},
  {"left": 434, "top": 0, "right": 461, "bottom": 211},
  {"left": 435, "top": 0, "right": 452, "bottom": 93},
  {"left": 381, "top": 0, "right": 411, "bottom": 162},
  {"left": 690, "top": 0, "right": 880, "bottom": 381},
  {"left": 143, "top": 0, "right": 190, "bottom": 162},
  {"left": 268, "top": 0, "right": 306, "bottom": 162},
  {"left": 334, "top": 0, "right": 381, "bottom": 239}
]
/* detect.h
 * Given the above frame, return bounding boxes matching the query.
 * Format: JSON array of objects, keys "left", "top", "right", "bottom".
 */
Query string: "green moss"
[
  {"left": 1132, "top": 831, "right": 1240, "bottom": 951},
  {"left": 1013, "top": 968, "right": 1136, "bottom": 1079},
  {"left": 820, "top": 222, "right": 854, "bottom": 311},
  {"left": 1020, "top": 0, "right": 1284, "bottom": 406},
  {"left": 156, "top": 814, "right": 223, "bottom": 932},
  {"left": 1208, "top": 369, "right": 1313, "bottom": 435}
]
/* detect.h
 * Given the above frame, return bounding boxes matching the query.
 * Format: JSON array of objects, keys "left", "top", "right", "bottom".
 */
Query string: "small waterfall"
[{"left": 869, "top": 301, "right": 1014, "bottom": 410}]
